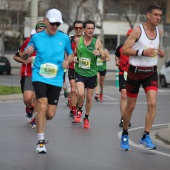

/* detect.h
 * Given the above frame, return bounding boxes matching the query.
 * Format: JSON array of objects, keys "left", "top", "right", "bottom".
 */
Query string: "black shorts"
[
  {"left": 33, "top": 81, "right": 61, "bottom": 105},
  {"left": 119, "top": 74, "right": 126, "bottom": 92},
  {"left": 98, "top": 69, "right": 107, "bottom": 76},
  {"left": 126, "top": 65, "right": 158, "bottom": 98},
  {"left": 75, "top": 72, "right": 97, "bottom": 89},
  {"left": 68, "top": 68, "right": 75, "bottom": 80},
  {"left": 20, "top": 76, "right": 34, "bottom": 93}
]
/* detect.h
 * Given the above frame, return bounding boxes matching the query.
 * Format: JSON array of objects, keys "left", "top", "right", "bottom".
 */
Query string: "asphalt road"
[{"left": 0, "top": 75, "right": 170, "bottom": 170}]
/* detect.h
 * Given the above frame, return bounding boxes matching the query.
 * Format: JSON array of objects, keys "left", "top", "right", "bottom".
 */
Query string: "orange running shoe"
[
  {"left": 72, "top": 110, "right": 82, "bottom": 123},
  {"left": 100, "top": 93, "right": 103, "bottom": 101},
  {"left": 83, "top": 118, "right": 90, "bottom": 129}
]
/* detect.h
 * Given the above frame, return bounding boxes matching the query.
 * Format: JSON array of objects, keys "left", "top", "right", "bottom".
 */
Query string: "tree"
[
  {"left": 0, "top": 0, "right": 30, "bottom": 53},
  {"left": 39, "top": 0, "right": 99, "bottom": 35},
  {"left": 104, "top": 0, "right": 166, "bottom": 29}
]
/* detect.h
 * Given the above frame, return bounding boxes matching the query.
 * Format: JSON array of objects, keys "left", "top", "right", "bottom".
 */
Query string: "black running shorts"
[
  {"left": 98, "top": 69, "right": 107, "bottom": 76},
  {"left": 33, "top": 81, "right": 61, "bottom": 105},
  {"left": 119, "top": 74, "right": 126, "bottom": 92},
  {"left": 75, "top": 72, "right": 97, "bottom": 89},
  {"left": 68, "top": 68, "right": 75, "bottom": 80}
]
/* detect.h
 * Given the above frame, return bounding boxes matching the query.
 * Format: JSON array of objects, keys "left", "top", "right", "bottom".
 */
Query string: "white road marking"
[
  {"left": 118, "top": 124, "right": 170, "bottom": 157},
  {"left": 103, "top": 95, "right": 118, "bottom": 100},
  {"left": 99, "top": 103, "right": 119, "bottom": 105}
]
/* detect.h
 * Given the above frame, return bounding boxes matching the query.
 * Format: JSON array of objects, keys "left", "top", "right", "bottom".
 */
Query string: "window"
[{"left": 104, "top": 35, "right": 117, "bottom": 50}]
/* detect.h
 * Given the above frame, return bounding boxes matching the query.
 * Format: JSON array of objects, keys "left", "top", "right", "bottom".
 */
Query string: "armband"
[
  {"left": 136, "top": 50, "right": 139, "bottom": 56},
  {"left": 142, "top": 50, "right": 144, "bottom": 56}
]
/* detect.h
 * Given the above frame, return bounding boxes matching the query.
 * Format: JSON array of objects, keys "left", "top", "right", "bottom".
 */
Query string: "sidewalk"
[
  {"left": 156, "top": 125, "right": 170, "bottom": 145},
  {"left": 0, "top": 94, "right": 22, "bottom": 101}
]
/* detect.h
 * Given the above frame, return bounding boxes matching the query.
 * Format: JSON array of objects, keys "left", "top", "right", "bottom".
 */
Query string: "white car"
[{"left": 159, "top": 58, "right": 170, "bottom": 87}]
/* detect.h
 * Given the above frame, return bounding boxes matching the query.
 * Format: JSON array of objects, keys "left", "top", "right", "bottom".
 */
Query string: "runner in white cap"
[{"left": 20, "top": 8, "right": 74, "bottom": 154}]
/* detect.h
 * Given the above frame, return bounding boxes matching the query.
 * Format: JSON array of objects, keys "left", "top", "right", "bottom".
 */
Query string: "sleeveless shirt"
[
  {"left": 130, "top": 24, "right": 159, "bottom": 67},
  {"left": 75, "top": 37, "right": 98, "bottom": 77},
  {"left": 97, "top": 48, "right": 107, "bottom": 71}
]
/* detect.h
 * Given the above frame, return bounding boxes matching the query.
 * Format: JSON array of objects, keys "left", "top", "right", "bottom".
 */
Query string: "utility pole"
[
  {"left": 0, "top": 30, "right": 5, "bottom": 56},
  {"left": 98, "top": 0, "right": 104, "bottom": 45},
  {"left": 30, "top": 0, "right": 39, "bottom": 30}
]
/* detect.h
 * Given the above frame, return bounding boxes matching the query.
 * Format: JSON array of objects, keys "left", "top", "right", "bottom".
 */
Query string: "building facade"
[{"left": 0, "top": 0, "right": 169, "bottom": 71}]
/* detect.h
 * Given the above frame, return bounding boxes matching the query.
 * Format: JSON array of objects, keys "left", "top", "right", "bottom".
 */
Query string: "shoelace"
[
  {"left": 77, "top": 114, "right": 81, "bottom": 118},
  {"left": 37, "top": 140, "right": 49, "bottom": 146},
  {"left": 84, "top": 119, "right": 89, "bottom": 125}
]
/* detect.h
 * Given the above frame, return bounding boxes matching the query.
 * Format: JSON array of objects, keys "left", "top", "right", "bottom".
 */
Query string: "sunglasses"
[
  {"left": 75, "top": 27, "right": 83, "bottom": 30},
  {"left": 49, "top": 22, "right": 61, "bottom": 27}
]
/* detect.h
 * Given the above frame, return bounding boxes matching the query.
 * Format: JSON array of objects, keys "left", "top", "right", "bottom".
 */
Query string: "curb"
[
  {"left": 0, "top": 94, "right": 23, "bottom": 101},
  {"left": 156, "top": 127, "right": 170, "bottom": 145}
]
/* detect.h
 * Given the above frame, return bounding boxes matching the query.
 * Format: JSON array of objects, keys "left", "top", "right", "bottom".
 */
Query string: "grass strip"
[{"left": 0, "top": 86, "right": 21, "bottom": 95}]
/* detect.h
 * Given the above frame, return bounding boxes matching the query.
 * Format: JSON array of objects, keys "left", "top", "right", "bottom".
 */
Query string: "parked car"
[
  {"left": 0, "top": 56, "right": 11, "bottom": 75},
  {"left": 159, "top": 58, "right": 170, "bottom": 87}
]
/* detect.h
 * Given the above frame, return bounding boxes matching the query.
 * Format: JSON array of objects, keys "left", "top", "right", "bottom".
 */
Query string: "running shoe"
[
  {"left": 26, "top": 106, "right": 34, "bottom": 123},
  {"left": 69, "top": 108, "right": 77, "bottom": 117},
  {"left": 72, "top": 110, "right": 82, "bottom": 123},
  {"left": 119, "top": 118, "right": 123, "bottom": 127},
  {"left": 100, "top": 93, "right": 103, "bottom": 101},
  {"left": 31, "top": 119, "right": 36, "bottom": 129},
  {"left": 69, "top": 110, "right": 74, "bottom": 117},
  {"left": 119, "top": 118, "right": 132, "bottom": 127},
  {"left": 64, "top": 90, "right": 68, "bottom": 98},
  {"left": 83, "top": 118, "right": 90, "bottom": 129},
  {"left": 94, "top": 95, "right": 100, "bottom": 101},
  {"left": 120, "top": 135, "right": 130, "bottom": 151},
  {"left": 140, "top": 135, "right": 156, "bottom": 150},
  {"left": 72, "top": 108, "right": 77, "bottom": 116},
  {"left": 36, "top": 140, "right": 47, "bottom": 154}
]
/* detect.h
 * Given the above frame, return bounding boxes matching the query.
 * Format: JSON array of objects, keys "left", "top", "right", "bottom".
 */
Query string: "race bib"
[
  {"left": 97, "top": 58, "right": 103, "bottom": 66},
  {"left": 39, "top": 63, "right": 58, "bottom": 78},
  {"left": 79, "top": 57, "right": 91, "bottom": 69}
]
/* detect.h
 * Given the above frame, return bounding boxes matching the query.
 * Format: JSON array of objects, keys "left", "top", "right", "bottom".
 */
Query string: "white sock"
[{"left": 37, "top": 133, "right": 45, "bottom": 141}]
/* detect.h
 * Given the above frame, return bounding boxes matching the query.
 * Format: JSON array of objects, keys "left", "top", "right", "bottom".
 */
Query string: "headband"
[{"left": 35, "top": 22, "right": 46, "bottom": 30}]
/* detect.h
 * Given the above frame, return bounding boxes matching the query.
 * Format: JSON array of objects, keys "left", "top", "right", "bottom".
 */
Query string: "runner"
[
  {"left": 72, "top": 20, "right": 106, "bottom": 128},
  {"left": 13, "top": 21, "right": 46, "bottom": 128},
  {"left": 120, "top": 4, "right": 165, "bottom": 151},
  {"left": 115, "top": 29, "right": 132, "bottom": 127},
  {"left": 68, "top": 20, "right": 84, "bottom": 117},
  {"left": 20, "top": 9, "right": 74, "bottom": 153},
  {"left": 94, "top": 40, "right": 110, "bottom": 101}
]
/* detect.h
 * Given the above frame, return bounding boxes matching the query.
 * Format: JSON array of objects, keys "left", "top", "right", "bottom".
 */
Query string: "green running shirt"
[
  {"left": 75, "top": 37, "right": 98, "bottom": 77},
  {"left": 97, "top": 57, "right": 106, "bottom": 71}
]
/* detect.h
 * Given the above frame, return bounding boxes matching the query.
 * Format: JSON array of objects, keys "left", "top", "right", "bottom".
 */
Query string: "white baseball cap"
[{"left": 46, "top": 9, "right": 63, "bottom": 24}]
